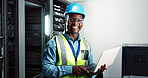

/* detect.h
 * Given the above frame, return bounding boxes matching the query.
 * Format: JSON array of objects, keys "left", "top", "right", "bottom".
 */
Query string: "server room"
[{"left": 0, "top": 0, "right": 148, "bottom": 78}]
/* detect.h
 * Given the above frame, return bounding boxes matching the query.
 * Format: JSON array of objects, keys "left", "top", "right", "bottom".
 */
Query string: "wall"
[{"left": 70, "top": 0, "right": 148, "bottom": 78}]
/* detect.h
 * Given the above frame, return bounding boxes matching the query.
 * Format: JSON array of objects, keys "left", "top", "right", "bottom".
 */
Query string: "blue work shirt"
[{"left": 42, "top": 33, "right": 95, "bottom": 78}]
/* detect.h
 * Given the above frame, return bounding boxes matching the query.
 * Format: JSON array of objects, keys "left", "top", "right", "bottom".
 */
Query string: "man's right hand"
[{"left": 72, "top": 66, "right": 89, "bottom": 76}]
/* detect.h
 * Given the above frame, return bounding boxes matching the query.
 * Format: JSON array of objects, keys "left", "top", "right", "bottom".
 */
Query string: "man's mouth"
[{"left": 72, "top": 26, "right": 78, "bottom": 29}]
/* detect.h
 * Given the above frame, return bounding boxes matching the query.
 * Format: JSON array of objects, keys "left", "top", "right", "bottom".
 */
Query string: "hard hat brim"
[{"left": 64, "top": 12, "right": 85, "bottom": 19}]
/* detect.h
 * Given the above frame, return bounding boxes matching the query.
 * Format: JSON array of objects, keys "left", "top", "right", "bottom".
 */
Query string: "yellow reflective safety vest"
[{"left": 55, "top": 34, "right": 90, "bottom": 78}]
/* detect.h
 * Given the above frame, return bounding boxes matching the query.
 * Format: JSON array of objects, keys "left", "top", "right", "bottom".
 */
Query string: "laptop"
[{"left": 86, "top": 46, "right": 121, "bottom": 73}]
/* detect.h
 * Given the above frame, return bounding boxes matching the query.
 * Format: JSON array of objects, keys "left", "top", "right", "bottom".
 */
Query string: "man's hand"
[
  {"left": 97, "top": 64, "right": 108, "bottom": 74},
  {"left": 72, "top": 66, "right": 89, "bottom": 76}
]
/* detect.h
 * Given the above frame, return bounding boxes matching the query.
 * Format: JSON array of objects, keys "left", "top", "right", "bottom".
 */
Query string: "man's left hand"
[{"left": 97, "top": 64, "right": 108, "bottom": 74}]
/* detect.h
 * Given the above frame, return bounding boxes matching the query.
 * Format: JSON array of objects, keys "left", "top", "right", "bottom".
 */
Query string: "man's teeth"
[{"left": 72, "top": 26, "right": 78, "bottom": 28}]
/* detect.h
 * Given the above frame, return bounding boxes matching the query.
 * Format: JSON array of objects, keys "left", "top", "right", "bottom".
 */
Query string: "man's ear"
[
  {"left": 65, "top": 19, "right": 67, "bottom": 21},
  {"left": 65, "top": 19, "right": 68, "bottom": 25},
  {"left": 65, "top": 19, "right": 68, "bottom": 32}
]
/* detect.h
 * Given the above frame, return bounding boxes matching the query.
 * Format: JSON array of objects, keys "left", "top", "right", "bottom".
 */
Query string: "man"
[{"left": 42, "top": 3, "right": 108, "bottom": 78}]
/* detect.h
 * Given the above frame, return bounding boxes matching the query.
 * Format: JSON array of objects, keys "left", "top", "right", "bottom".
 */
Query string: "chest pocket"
[{"left": 81, "top": 50, "right": 89, "bottom": 60}]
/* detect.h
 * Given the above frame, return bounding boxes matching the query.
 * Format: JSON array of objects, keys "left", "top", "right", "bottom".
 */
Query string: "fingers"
[
  {"left": 100, "top": 65, "right": 104, "bottom": 73},
  {"left": 103, "top": 64, "right": 108, "bottom": 70},
  {"left": 72, "top": 66, "right": 89, "bottom": 76},
  {"left": 77, "top": 67, "right": 85, "bottom": 75},
  {"left": 79, "top": 66, "right": 89, "bottom": 73},
  {"left": 98, "top": 68, "right": 101, "bottom": 74},
  {"left": 76, "top": 68, "right": 83, "bottom": 76},
  {"left": 102, "top": 64, "right": 108, "bottom": 70},
  {"left": 105, "top": 67, "right": 108, "bottom": 70},
  {"left": 98, "top": 64, "right": 108, "bottom": 74}
]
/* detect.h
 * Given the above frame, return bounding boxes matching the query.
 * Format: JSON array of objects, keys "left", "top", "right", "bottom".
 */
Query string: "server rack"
[
  {"left": 52, "top": 0, "right": 69, "bottom": 35},
  {"left": 1, "top": 0, "right": 20, "bottom": 78},
  {"left": 122, "top": 44, "right": 148, "bottom": 78},
  {"left": 7, "top": 1, "right": 17, "bottom": 77},
  {"left": 25, "top": 0, "right": 44, "bottom": 78},
  {"left": 0, "top": 0, "right": 70, "bottom": 78},
  {"left": 1, "top": 0, "right": 25, "bottom": 78},
  {"left": 25, "top": 0, "right": 70, "bottom": 77},
  {"left": 0, "top": 0, "right": 8, "bottom": 78},
  {"left": 44, "top": 0, "right": 70, "bottom": 39}
]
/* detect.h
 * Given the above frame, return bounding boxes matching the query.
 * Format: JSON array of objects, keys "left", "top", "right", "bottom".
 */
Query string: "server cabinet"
[
  {"left": 53, "top": 0, "right": 69, "bottom": 35},
  {"left": 25, "top": 0, "right": 70, "bottom": 78},
  {"left": 25, "top": 0, "right": 43, "bottom": 78},
  {"left": 44, "top": 0, "right": 70, "bottom": 38},
  {"left": 0, "top": 0, "right": 20, "bottom": 78},
  {"left": 122, "top": 44, "right": 148, "bottom": 78}
]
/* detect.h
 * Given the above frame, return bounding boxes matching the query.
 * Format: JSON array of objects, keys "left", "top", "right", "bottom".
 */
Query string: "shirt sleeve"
[
  {"left": 88, "top": 44, "right": 94, "bottom": 65},
  {"left": 42, "top": 38, "right": 73, "bottom": 78},
  {"left": 88, "top": 44, "right": 98, "bottom": 78}
]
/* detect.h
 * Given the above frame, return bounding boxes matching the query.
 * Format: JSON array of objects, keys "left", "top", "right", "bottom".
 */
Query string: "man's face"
[{"left": 66, "top": 13, "right": 83, "bottom": 34}]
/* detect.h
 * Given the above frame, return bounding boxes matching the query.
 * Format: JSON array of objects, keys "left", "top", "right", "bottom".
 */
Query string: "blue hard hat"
[{"left": 64, "top": 3, "right": 85, "bottom": 19}]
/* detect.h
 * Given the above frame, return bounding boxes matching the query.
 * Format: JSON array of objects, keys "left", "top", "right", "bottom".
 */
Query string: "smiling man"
[
  {"left": 42, "top": 3, "right": 108, "bottom": 78},
  {"left": 66, "top": 13, "right": 83, "bottom": 40}
]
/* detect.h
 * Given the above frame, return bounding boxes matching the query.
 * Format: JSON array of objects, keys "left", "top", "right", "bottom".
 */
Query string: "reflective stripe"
[
  {"left": 82, "top": 38, "right": 89, "bottom": 50},
  {"left": 81, "top": 38, "right": 90, "bottom": 66},
  {"left": 85, "top": 60, "right": 88, "bottom": 66},
  {"left": 56, "top": 35, "right": 67, "bottom": 65},
  {"left": 56, "top": 36, "right": 62, "bottom": 65},
  {"left": 61, "top": 35, "right": 75, "bottom": 65}
]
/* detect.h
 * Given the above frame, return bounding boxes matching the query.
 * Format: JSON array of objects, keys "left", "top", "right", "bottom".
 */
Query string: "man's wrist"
[{"left": 64, "top": 66, "right": 73, "bottom": 75}]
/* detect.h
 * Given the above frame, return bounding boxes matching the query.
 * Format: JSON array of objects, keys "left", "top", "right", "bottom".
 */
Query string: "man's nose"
[{"left": 71, "top": 20, "right": 78, "bottom": 25}]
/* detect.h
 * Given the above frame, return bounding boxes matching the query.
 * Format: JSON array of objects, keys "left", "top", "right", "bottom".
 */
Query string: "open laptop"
[{"left": 86, "top": 46, "right": 121, "bottom": 73}]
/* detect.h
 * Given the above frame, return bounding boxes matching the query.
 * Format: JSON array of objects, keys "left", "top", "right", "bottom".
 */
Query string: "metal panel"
[
  {"left": 14, "top": 0, "right": 19, "bottom": 78},
  {"left": 18, "top": 0, "right": 25, "bottom": 78}
]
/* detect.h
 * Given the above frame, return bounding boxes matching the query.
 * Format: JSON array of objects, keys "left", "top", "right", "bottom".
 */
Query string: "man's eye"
[{"left": 78, "top": 20, "right": 82, "bottom": 22}]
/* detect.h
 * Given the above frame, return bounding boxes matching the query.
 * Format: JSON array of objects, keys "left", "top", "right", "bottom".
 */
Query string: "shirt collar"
[{"left": 63, "top": 33, "right": 81, "bottom": 41}]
